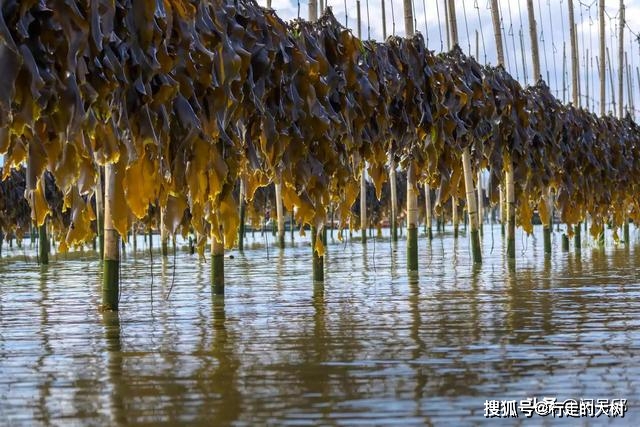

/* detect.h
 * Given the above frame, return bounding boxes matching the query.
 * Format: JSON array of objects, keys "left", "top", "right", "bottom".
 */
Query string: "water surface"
[{"left": 1, "top": 225, "right": 639, "bottom": 425}]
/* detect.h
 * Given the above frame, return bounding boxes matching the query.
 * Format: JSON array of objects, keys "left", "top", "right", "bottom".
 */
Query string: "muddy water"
[{"left": 1, "top": 225, "right": 639, "bottom": 425}]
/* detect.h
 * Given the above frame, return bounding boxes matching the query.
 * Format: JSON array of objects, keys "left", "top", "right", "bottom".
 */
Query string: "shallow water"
[{"left": 1, "top": 224, "right": 639, "bottom": 426}]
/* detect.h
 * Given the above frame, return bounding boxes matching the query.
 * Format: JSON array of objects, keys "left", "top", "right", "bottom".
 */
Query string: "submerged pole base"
[
  {"left": 407, "top": 226, "right": 418, "bottom": 271},
  {"left": 311, "top": 226, "right": 324, "bottom": 282},
  {"left": 624, "top": 221, "right": 630, "bottom": 244},
  {"left": 39, "top": 223, "right": 49, "bottom": 265},
  {"left": 543, "top": 226, "right": 552, "bottom": 256},
  {"left": 561, "top": 234, "right": 569, "bottom": 252},
  {"left": 574, "top": 223, "right": 581, "bottom": 251},
  {"left": 211, "top": 254, "right": 224, "bottom": 295},
  {"left": 102, "top": 259, "right": 119, "bottom": 311},
  {"left": 470, "top": 229, "right": 482, "bottom": 264}
]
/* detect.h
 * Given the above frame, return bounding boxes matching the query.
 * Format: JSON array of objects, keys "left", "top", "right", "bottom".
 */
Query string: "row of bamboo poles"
[{"left": 0, "top": 0, "right": 634, "bottom": 313}]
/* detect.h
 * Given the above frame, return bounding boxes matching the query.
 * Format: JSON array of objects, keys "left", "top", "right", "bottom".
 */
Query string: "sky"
[{"left": 266, "top": 0, "right": 640, "bottom": 118}]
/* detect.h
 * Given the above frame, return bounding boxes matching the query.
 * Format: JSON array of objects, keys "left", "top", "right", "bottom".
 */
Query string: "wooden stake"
[
  {"left": 103, "top": 162, "right": 120, "bottom": 311},
  {"left": 403, "top": 0, "right": 414, "bottom": 37},
  {"left": 477, "top": 170, "right": 484, "bottom": 236}
]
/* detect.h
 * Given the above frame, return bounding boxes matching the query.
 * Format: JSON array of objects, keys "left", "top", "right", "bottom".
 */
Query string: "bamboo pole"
[
  {"left": 96, "top": 167, "right": 104, "bottom": 260},
  {"left": 403, "top": 0, "right": 417, "bottom": 270},
  {"left": 381, "top": 0, "right": 387, "bottom": 39},
  {"left": 160, "top": 206, "right": 168, "bottom": 256},
  {"left": 618, "top": 0, "right": 629, "bottom": 243},
  {"left": 309, "top": 0, "right": 317, "bottom": 21},
  {"left": 103, "top": 162, "right": 119, "bottom": 311},
  {"left": 490, "top": 0, "right": 515, "bottom": 260},
  {"left": 360, "top": 167, "right": 367, "bottom": 244},
  {"left": 407, "top": 163, "right": 419, "bottom": 271},
  {"left": 311, "top": 225, "right": 324, "bottom": 281},
  {"left": 607, "top": 48, "right": 617, "bottom": 112},
  {"left": 425, "top": 183, "right": 432, "bottom": 240},
  {"left": 357, "top": 1, "right": 362, "bottom": 39},
  {"left": 448, "top": 0, "right": 481, "bottom": 263},
  {"left": 527, "top": 0, "right": 552, "bottom": 255},
  {"left": 477, "top": 170, "right": 484, "bottom": 236},
  {"left": 238, "top": 177, "right": 245, "bottom": 251},
  {"left": 568, "top": 0, "right": 582, "bottom": 251},
  {"left": 211, "top": 225, "right": 224, "bottom": 295},
  {"left": 390, "top": 156, "right": 398, "bottom": 241},
  {"left": 275, "top": 178, "right": 285, "bottom": 249},
  {"left": 600, "top": 0, "right": 606, "bottom": 116},
  {"left": 452, "top": 196, "right": 458, "bottom": 238}
]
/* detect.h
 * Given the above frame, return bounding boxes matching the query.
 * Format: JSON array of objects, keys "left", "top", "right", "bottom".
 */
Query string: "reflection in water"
[{"left": 1, "top": 227, "right": 640, "bottom": 424}]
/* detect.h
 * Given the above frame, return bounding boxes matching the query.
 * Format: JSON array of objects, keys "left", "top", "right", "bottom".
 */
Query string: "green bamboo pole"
[
  {"left": 103, "top": 162, "right": 120, "bottom": 311},
  {"left": 39, "top": 221, "right": 48, "bottom": 264},
  {"left": 407, "top": 163, "right": 418, "bottom": 271},
  {"left": 311, "top": 225, "right": 324, "bottom": 281},
  {"left": 211, "top": 227, "right": 224, "bottom": 295}
]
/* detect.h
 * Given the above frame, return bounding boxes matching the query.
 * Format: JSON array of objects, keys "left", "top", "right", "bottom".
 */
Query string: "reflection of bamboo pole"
[
  {"left": 103, "top": 162, "right": 120, "bottom": 310},
  {"left": 448, "top": 0, "right": 480, "bottom": 262}
]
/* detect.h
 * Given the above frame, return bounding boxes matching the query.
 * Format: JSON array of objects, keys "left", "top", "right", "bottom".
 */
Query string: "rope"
[
  {"left": 497, "top": 0, "right": 512, "bottom": 72},
  {"left": 343, "top": 0, "right": 347, "bottom": 27},
  {"left": 543, "top": 0, "right": 559, "bottom": 97},
  {"left": 475, "top": 0, "right": 487, "bottom": 63},
  {"left": 366, "top": 0, "right": 371, "bottom": 39},
  {"left": 506, "top": 0, "right": 520, "bottom": 80},
  {"left": 422, "top": 0, "right": 428, "bottom": 48},
  {"left": 516, "top": 0, "right": 527, "bottom": 83},
  {"left": 461, "top": 0, "right": 472, "bottom": 56},
  {"left": 435, "top": 0, "right": 444, "bottom": 51},
  {"left": 560, "top": 0, "right": 568, "bottom": 99}
]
